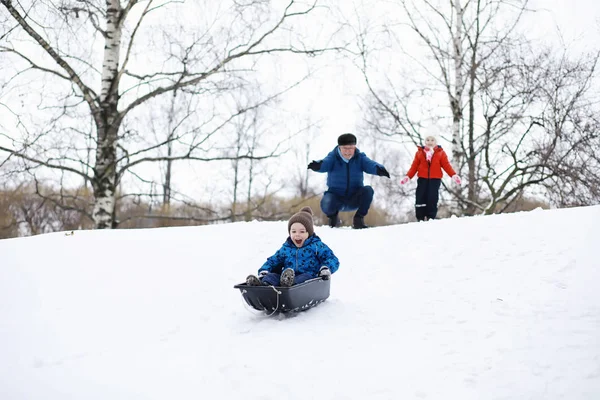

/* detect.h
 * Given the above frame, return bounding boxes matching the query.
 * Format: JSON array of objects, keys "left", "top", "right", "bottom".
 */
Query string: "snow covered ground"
[{"left": 1, "top": 206, "right": 599, "bottom": 400}]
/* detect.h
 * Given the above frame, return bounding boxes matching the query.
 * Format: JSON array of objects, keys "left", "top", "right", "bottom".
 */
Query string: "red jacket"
[{"left": 406, "top": 146, "right": 456, "bottom": 179}]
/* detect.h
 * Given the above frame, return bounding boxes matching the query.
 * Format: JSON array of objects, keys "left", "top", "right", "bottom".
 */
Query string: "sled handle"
[{"left": 265, "top": 285, "right": 282, "bottom": 316}]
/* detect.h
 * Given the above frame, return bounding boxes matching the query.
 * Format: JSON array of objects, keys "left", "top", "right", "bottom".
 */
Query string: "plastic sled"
[{"left": 234, "top": 277, "right": 330, "bottom": 313}]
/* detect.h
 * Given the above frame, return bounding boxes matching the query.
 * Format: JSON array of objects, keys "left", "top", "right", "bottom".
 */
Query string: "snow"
[{"left": 1, "top": 206, "right": 599, "bottom": 399}]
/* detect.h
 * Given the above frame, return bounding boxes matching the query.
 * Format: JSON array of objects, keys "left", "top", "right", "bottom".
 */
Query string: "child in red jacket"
[{"left": 400, "top": 136, "right": 461, "bottom": 221}]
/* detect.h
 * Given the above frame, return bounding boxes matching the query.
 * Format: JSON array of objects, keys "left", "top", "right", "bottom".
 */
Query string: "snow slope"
[{"left": 1, "top": 206, "right": 599, "bottom": 400}]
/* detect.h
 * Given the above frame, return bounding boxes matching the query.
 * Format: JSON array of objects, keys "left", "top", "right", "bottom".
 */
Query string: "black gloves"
[
  {"left": 319, "top": 266, "right": 331, "bottom": 280},
  {"left": 307, "top": 160, "right": 322, "bottom": 171},
  {"left": 376, "top": 166, "right": 390, "bottom": 178}
]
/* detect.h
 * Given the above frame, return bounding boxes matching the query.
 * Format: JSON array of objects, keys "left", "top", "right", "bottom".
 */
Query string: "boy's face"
[
  {"left": 339, "top": 144, "right": 356, "bottom": 160},
  {"left": 290, "top": 222, "right": 309, "bottom": 247},
  {"left": 425, "top": 137, "right": 436, "bottom": 148}
]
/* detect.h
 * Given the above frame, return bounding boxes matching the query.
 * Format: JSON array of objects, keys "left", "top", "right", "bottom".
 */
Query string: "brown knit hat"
[{"left": 288, "top": 206, "right": 314, "bottom": 236}]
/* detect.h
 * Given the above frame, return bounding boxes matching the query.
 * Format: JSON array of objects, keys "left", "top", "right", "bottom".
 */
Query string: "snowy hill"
[{"left": 1, "top": 206, "right": 599, "bottom": 400}]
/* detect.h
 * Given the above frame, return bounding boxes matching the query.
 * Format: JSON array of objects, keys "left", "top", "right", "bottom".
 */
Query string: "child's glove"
[
  {"left": 319, "top": 266, "right": 331, "bottom": 280},
  {"left": 400, "top": 176, "right": 410, "bottom": 185},
  {"left": 258, "top": 270, "right": 268, "bottom": 278},
  {"left": 451, "top": 175, "right": 462, "bottom": 185}
]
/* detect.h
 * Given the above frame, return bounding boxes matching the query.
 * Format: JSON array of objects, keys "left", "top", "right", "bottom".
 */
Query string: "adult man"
[{"left": 307, "top": 133, "right": 390, "bottom": 229}]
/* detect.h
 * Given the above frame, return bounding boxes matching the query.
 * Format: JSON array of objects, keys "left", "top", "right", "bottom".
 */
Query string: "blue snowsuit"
[
  {"left": 258, "top": 234, "right": 339, "bottom": 286},
  {"left": 314, "top": 146, "right": 384, "bottom": 217}
]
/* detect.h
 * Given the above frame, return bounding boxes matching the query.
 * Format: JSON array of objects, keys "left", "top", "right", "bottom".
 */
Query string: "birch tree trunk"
[
  {"left": 90, "top": 0, "right": 123, "bottom": 229},
  {"left": 451, "top": 0, "right": 465, "bottom": 170},
  {"left": 163, "top": 91, "right": 178, "bottom": 207}
]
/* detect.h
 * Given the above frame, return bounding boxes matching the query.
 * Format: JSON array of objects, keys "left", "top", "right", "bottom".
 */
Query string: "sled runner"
[{"left": 234, "top": 277, "right": 330, "bottom": 313}]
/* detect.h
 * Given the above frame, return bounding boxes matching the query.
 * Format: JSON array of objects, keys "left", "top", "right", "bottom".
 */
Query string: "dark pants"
[
  {"left": 320, "top": 186, "right": 374, "bottom": 217},
  {"left": 261, "top": 272, "right": 314, "bottom": 286},
  {"left": 415, "top": 178, "right": 441, "bottom": 221}
]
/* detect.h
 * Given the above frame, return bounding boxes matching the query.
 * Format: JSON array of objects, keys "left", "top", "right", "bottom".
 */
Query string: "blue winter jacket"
[
  {"left": 258, "top": 234, "right": 340, "bottom": 277},
  {"left": 315, "top": 146, "right": 384, "bottom": 197}
]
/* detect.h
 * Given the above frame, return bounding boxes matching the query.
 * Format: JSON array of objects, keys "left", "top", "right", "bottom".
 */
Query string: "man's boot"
[
  {"left": 327, "top": 213, "right": 340, "bottom": 228},
  {"left": 352, "top": 214, "right": 368, "bottom": 229}
]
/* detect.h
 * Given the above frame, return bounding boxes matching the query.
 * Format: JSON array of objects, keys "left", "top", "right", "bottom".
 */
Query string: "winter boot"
[
  {"left": 246, "top": 274, "right": 261, "bottom": 286},
  {"left": 280, "top": 268, "right": 295, "bottom": 287},
  {"left": 327, "top": 213, "right": 340, "bottom": 228},
  {"left": 352, "top": 214, "right": 369, "bottom": 229}
]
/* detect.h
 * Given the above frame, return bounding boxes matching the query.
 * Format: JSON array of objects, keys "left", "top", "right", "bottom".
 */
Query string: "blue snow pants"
[{"left": 320, "top": 185, "right": 374, "bottom": 217}]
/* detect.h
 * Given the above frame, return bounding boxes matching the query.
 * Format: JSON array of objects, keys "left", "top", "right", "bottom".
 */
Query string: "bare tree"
[
  {"left": 0, "top": 0, "right": 342, "bottom": 229},
  {"left": 431, "top": 40, "right": 600, "bottom": 214},
  {"left": 355, "top": 0, "right": 600, "bottom": 215},
  {"left": 290, "top": 119, "right": 322, "bottom": 199},
  {"left": 532, "top": 52, "right": 600, "bottom": 208},
  {"left": 230, "top": 106, "right": 263, "bottom": 222},
  {"left": 383, "top": 0, "right": 529, "bottom": 214}
]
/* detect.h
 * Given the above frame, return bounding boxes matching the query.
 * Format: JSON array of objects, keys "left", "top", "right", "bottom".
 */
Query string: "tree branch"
[
  {"left": 0, "top": 145, "right": 92, "bottom": 182},
  {"left": 0, "top": 0, "right": 99, "bottom": 114}
]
